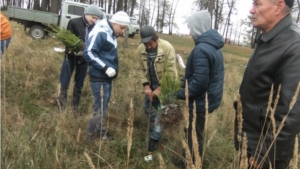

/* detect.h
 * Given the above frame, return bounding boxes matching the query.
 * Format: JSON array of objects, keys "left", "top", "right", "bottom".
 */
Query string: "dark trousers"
[
  {"left": 186, "top": 110, "right": 205, "bottom": 161},
  {"left": 59, "top": 55, "right": 87, "bottom": 108}
]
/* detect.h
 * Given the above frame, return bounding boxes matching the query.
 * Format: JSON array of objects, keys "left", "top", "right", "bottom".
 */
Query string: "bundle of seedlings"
[
  {"left": 158, "top": 72, "right": 183, "bottom": 129},
  {"left": 47, "top": 25, "right": 84, "bottom": 53}
]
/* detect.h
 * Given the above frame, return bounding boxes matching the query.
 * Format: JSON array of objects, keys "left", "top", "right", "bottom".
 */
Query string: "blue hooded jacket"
[
  {"left": 83, "top": 19, "right": 118, "bottom": 82},
  {"left": 176, "top": 10, "right": 224, "bottom": 113}
]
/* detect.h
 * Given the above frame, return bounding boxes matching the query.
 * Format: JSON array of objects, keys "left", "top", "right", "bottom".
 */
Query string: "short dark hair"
[{"left": 151, "top": 33, "right": 159, "bottom": 42}]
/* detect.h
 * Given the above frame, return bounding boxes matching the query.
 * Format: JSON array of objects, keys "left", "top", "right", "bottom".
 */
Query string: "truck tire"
[
  {"left": 129, "top": 33, "right": 135, "bottom": 38},
  {"left": 29, "top": 25, "right": 45, "bottom": 39}
]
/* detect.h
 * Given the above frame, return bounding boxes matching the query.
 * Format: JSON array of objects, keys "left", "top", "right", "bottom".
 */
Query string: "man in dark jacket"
[
  {"left": 83, "top": 11, "right": 130, "bottom": 140},
  {"left": 175, "top": 10, "right": 224, "bottom": 167},
  {"left": 235, "top": 0, "right": 300, "bottom": 168},
  {"left": 57, "top": 5, "right": 103, "bottom": 113}
]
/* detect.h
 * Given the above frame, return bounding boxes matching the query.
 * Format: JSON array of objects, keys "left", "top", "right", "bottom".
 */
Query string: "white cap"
[{"left": 110, "top": 11, "right": 130, "bottom": 26}]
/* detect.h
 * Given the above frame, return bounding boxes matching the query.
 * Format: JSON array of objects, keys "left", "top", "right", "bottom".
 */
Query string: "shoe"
[
  {"left": 172, "top": 158, "right": 186, "bottom": 169},
  {"left": 86, "top": 132, "right": 95, "bottom": 141},
  {"left": 148, "top": 138, "right": 159, "bottom": 152},
  {"left": 101, "top": 132, "right": 114, "bottom": 140},
  {"left": 86, "top": 132, "right": 114, "bottom": 141}
]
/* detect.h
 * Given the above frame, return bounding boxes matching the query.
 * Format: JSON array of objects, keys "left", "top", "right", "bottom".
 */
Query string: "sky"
[{"left": 174, "top": 0, "right": 253, "bottom": 34}]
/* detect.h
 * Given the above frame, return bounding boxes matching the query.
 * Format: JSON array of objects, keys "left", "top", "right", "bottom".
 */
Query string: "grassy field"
[{"left": 2, "top": 18, "right": 291, "bottom": 169}]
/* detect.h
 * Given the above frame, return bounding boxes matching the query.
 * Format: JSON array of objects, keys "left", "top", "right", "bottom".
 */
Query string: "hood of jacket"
[
  {"left": 195, "top": 29, "right": 224, "bottom": 50},
  {"left": 187, "top": 10, "right": 211, "bottom": 41}
]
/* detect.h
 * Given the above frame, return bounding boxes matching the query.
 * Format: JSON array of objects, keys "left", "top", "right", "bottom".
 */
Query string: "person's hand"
[
  {"left": 175, "top": 90, "right": 185, "bottom": 100},
  {"left": 74, "top": 51, "right": 83, "bottom": 56},
  {"left": 144, "top": 85, "right": 153, "bottom": 100},
  {"left": 105, "top": 67, "right": 116, "bottom": 77},
  {"left": 249, "top": 156, "right": 262, "bottom": 169},
  {"left": 152, "top": 86, "right": 161, "bottom": 97}
]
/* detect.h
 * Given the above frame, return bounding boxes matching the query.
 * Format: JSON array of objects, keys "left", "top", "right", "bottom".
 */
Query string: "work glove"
[
  {"left": 105, "top": 67, "right": 116, "bottom": 77},
  {"left": 74, "top": 51, "right": 83, "bottom": 56},
  {"left": 175, "top": 90, "right": 185, "bottom": 100}
]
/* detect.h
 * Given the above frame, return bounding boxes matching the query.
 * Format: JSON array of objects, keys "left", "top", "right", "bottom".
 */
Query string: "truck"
[
  {"left": 7, "top": 1, "right": 106, "bottom": 39},
  {"left": 106, "top": 14, "right": 140, "bottom": 38}
]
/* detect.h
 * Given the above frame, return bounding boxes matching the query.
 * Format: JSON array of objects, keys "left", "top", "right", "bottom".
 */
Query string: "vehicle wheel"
[
  {"left": 29, "top": 25, "right": 45, "bottom": 39},
  {"left": 129, "top": 33, "right": 135, "bottom": 38}
]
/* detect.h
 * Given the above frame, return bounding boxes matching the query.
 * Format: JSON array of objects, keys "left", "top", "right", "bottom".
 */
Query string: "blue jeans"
[
  {"left": 0, "top": 37, "right": 12, "bottom": 54},
  {"left": 143, "top": 96, "right": 162, "bottom": 140},
  {"left": 59, "top": 55, "right": 87, "bottom": 108},
  {"left": 87, "top": 81, "right": 112, "bottom": 135}
]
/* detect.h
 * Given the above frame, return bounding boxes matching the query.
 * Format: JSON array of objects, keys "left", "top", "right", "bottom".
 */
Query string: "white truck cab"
[
  {"left": 106, "top": 14, "right": 140, "bottom": 38},
  {"left": 8, "top": 0, "right": 106, "bottom": 39}
]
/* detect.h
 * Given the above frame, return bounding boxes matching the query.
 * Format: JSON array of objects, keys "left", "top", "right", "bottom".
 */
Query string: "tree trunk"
[
  {"left": 214, "top": 0, "right": 219, "bottom": 30},
  {"left": 113, "top": 0, "right": 116, "bottom": 13},
  {"left": 108, "top": 0, "right": 112, "bottom": 13},
  {"left": 41, "top": 0, "right": 49, "bottom": 12},
  {"left": 123, "top": 27, "right": 129, "bottom": 48},
  {"left": 160, "top": 0, "right": 166, "bottom": 33},
  {"left": 129, "top": 0, "right": 136, "bottom": 16},
  {"left": 116, "top": 0, "right": 123, "bottom": 11},
  {"left": 156, "top": 0, "right": 160, "bottom": 32},
  {"left": 168, "top": 0, "right": 179, "bottom": 35},
  {"left": 208, "top": 0, "right": 215, "bottom": 28},
  {"left": 33, "top": 0, "right": 40, "bottom": 10},
  {"left": 296, "top": 0, "right": 300, "bottom": 23},
  {"left": 124, "top": 0, "right": 128, "bottom": 12},
  {"left": 27, "top": 0, "right": 31, "bottom": 9},
  {"left": 49, "top": 0, "right": 61, "bottom": 14}
]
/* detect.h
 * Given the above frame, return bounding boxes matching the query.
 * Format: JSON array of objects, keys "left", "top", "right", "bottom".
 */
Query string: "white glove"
[{"left": 105, "top": 67, "right": 116, "bottom": 77}]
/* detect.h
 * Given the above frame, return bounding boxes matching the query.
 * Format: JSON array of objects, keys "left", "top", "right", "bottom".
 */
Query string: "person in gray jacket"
[
  {"left": 175, "top": 10, "right": 224, "bottom": 168},
  {"left": 235, "top": 0, "right": 300, "bottom": 168}
]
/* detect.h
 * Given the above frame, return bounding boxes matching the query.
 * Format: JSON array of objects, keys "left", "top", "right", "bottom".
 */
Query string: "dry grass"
[{"left": 1, "top": 19, "right": 299, "bottom": 169}]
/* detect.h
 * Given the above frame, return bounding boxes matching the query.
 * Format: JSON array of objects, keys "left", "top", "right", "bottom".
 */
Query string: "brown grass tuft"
[
  {"left": 289, "top": 135, "right": 299, "bottom": 169},
  {"left": 182, "top": 140, "right": 195, "bottom": 169},
  {"left": 158, "top": 153, "right": 167, "bottom": 169},
  {"left": 126, "top": 99, "right": 134, "bottom": 169},
  {"left": 84, "top": 152, "right": 95, "bottom": 169},
  {"left": 191, "top": 102, "right": 202, "bottom": 168},
  {"left": 239, "top": 133, "right": 248, "bottom": 169}
]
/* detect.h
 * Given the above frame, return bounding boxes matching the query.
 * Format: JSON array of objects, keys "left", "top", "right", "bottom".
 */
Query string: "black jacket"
[
  {"left": 176, "top": 29, "right": 224, "bottom": 113},
  {"left": 65, "top": 16, "right": 94, "bottom": 57},
  {"left": 237, "top": 15, "right": 300, "bottom": 165}
]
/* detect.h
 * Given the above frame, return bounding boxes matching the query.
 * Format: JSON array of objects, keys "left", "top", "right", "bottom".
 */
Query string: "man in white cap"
[
  {"left": 57, "top": 4, "right": 104, "bottom": 114},
  {"left": 83, "top": 11, "right": 130, "bottom": 140}
]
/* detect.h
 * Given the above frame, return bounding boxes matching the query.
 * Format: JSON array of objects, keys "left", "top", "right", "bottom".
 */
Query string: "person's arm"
[
  {"left": 83, "top": 31, "right": 108, "bottom": 72},
  {"left": 164, "top": 44, "right": 178, "bottom": 79},
  {"left": 270, "top": 42, "right": 300, "bottom": 153},
  {"left": 136, "top": 45, "right": 150, "bottom": 86}
]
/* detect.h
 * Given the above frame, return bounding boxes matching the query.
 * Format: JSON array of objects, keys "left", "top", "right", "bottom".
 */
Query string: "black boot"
[{"left": 148, "top": 138, "right": 159, "bottom": 152}]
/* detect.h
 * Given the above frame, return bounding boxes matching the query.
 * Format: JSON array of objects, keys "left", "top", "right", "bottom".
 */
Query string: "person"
[
  {"left": 83, "top": 11, "right": 130, "bottom": 140},
  {"left": 0, "top": 14, "right": 13, "bottom": 56},
  {"left": 136, "top": 25, "right": 178, "bottom": 151},
  {"left": 234, "top": 0, "right": 300, "bottom": 168},
  {"left": 174, "top": 10, "right": 224, "bottom": 167},
  {"left": 57, "top": 5, "right": 103, "bottom": 113}
]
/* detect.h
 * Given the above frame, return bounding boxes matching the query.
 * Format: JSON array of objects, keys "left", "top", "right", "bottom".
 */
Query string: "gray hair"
[{"left": 269, "top": 0, "right": 291, "bottom": 14}]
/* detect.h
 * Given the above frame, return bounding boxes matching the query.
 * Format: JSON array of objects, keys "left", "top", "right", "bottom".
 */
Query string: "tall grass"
[{"left": 1, "top": 20, "right": 299, "bottom": 169}]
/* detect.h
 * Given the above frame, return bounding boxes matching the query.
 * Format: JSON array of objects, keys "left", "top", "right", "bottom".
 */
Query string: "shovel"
[{"left": 145, "top": 96, "right": 153, "bottom": 150}]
